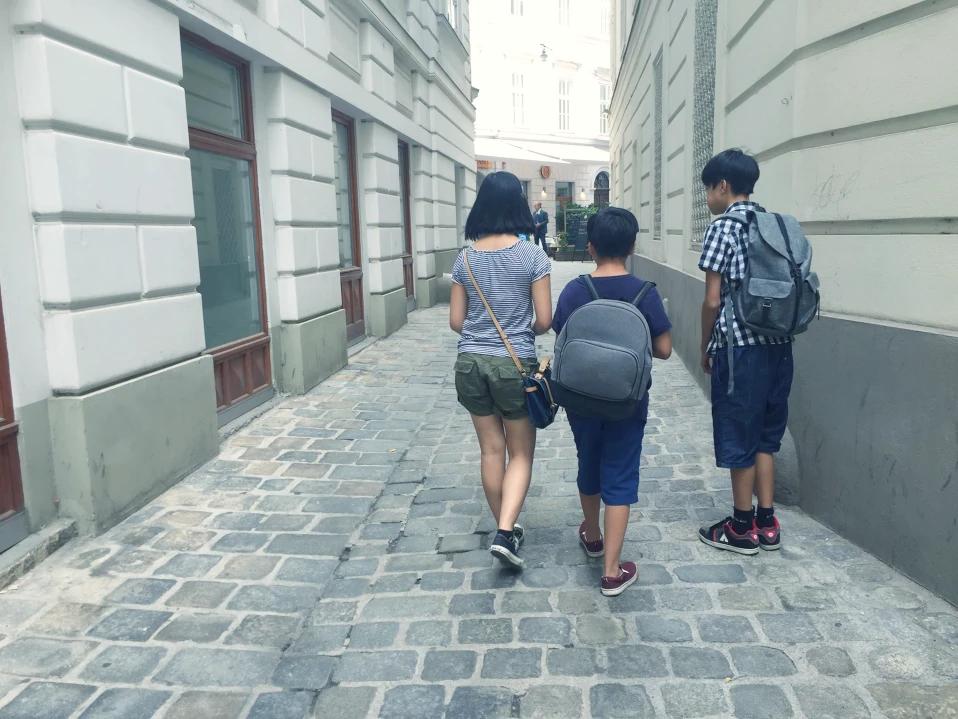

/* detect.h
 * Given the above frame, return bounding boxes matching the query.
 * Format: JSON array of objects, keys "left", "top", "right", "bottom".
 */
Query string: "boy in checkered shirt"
[{"left": 696, "top": 149, "right": 793, "bottom": 556}]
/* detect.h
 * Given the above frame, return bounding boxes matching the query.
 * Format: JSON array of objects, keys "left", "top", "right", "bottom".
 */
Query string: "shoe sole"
[
  {"left": 580, "top": 540, "right": 604, "bottom": 558},
  {"left": 759, "top": 542, "right": 781, "bottom": 551},
  {"left": 698, "top": 533, "right": 760, "bottom": 556},
  {"left": 490, "top": 545, "right": 523, "bottom": 568},
  {"left": 601, "top": 571, "right": 638, "bottom": 597}
]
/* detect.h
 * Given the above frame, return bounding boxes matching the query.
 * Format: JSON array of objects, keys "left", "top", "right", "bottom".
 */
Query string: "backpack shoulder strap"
[
  {"left": 580, "top": 274, "right": 600, "bottom": 301},
  {"left": 631, "top": 281, "right": 657, "bottom": 309}
]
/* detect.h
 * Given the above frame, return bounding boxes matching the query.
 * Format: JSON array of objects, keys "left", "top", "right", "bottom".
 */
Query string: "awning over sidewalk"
[{"left": 474, "top": 138, "right": 609, "bottom": 165}]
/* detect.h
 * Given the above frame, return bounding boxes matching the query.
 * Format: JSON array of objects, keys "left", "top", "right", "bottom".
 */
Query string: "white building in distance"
[{"left": 471, "top": 0, "right": 612, "bottom": 241}]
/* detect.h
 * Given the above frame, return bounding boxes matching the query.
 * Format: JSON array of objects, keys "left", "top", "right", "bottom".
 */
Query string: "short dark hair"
[
  {"left": 701, "top": 148, "right": 760, "bottom": 195},
  {"left": 465, "top": 171, "right": 535, "bottom": 240},
  {"left": 587, "top": 207, "right": 639, "bottom": 258}
]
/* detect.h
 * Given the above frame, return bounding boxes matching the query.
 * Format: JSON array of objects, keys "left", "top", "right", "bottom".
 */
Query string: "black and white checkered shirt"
[{"left": 698, "top": 201, "right": 795, "bottom": 354}]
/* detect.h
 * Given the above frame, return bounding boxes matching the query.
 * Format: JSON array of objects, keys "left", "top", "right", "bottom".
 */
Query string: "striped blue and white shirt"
[{"left": 452, "top": 242, "right": 552, "bottom": 359}]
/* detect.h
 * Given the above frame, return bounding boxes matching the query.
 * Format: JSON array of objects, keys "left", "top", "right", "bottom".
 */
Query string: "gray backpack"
[
  {"left": 551, "top": 276, "right": 656, "bottom": 421},
  {"left": 720, "top": 210, "right": 821, "bottom": 392}
]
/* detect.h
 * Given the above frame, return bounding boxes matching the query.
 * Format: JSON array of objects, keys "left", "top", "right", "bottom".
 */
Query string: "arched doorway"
[{"left": 593, "top": 171, "right": 610, "bottom": 206}]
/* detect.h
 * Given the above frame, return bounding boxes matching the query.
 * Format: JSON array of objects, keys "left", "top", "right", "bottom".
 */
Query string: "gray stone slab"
[
  {"left": 518, "top": 617, "right": 571, "bottom": 645},
  {"left": 447, "top": 687, "right": 514, "bottom": 719},
  {"left": 210, "top": 532, "right": 268, "bottom": 553},
  {"left": 590, "top": 684, "right": 656, "bottom": 719},
  {"left": 348, "top": 622, "right": 399, "bottom": 649},
  {"left": 868, "top": 682, "right": 958, "bottom": 719},
  {"left": 361, "top": 596, "right": 446, "bottom": 619},
  {"left": 576, "top": 615, "right": 626, "bottom": 645},
  {"left": 155, "top": 648, "right": 279, "bottom": 687},
  {"left": 218, "top": 555, "right": 280, "bottom": 580},
  {"left": 731, "top": 646, "right": 797, "bottom": 676},
  {"left": 79, "top": 645, "right": 166, "bottom": 682},
  {"left": 276, "top": 558, "right": 337, "bottom": 584},
  {"left": 271, "top": 656, "right": 336, "bottom": 690},
  {"left": 793, "top": 684, "right": 870, "bottom": 719},
  {"left": 449, "top": 593, "right": 495, "bottom": 616},
  {"left": 406, "top": 620, "right": 452, "bottom": 647},
  {"left": 459, "top": 618, "right": 513, "bottom": 644},
  {"left": 105, "top": 578, "right": 176, "bottom": 604},
  {"left": 165, "top": 581, "right": 235, "bottom": 609},
  {"left": 163, "top": 691, "right": 247, "bottom": 719},
  {"left": 228, "top": 614, "right": 300, "bottom": 649},
  {"left": 546, "top": 648, "right": 600, "bottom": 677},
  {"left": 154, "top": 614, "right": 232, "bottom": 643},
  {"left": 333, "top": 651, "right": 418, "bottom": 681},
  {"left": 670, "top": 647, "right": 732, "bottom": 679},
  {"left": 674, "top": 564, "right": 746, "bottom": 583},
  {"left": 313, "top": 687, "right": 376, "bottom": 719},
  {"left": 265, "top": 534, "right": 348, "bottom": 556},
  {"left": 481, "top": 647, "right": 541, "bottom": 679},
  {"left": 247, "top": 691, "right": 315, "bottom": 719},
  {"left": 636, "top": 616, "right": 692, "bottom": 642},
  {"left": 730, "top": 684, "right": 794, "bottom": 719},
  {"left": 697, "top": 615, "right": 758, "bottom": 643},
  {"left": 0, "top": 637, "right": 98, "bottom": 678},
  {"left": 502, "top": 590, "right": 552, "bottom": 614},
  {"left": 806, "top": 646, "right": 857, "bottom": 677},
  {"left": 78, "top": 688, "right": 171, "bottom": 719},
  {"left": 606, "top": 644, "right": 668, "bottom": 678},
  {"left": 420, "top": 571, "right": 465, "bottom": 591},
  {"left": 661, "top": 682, "right": 729, "bottom": 718},
  {"left": 27, "top": 604, "right": 106, "bottom": 638},
  {"left": 380, "top": 685, "right": 446, "bottom": 719},
  {"left": 0, "top": 681, "right": 96, "bottom": 719},
  {"left": 757, "top": 613, "right": 823, "bottom": 643},
  {"left": 521, "top": 686, "right": 583, "bottom": 719},
  {"left": 421, "top": 649, "right": 477, "bottom": 681},
  {"left": 226, "top": 585, "right": 319, "bottom": 613},
  {"left": 87, "top": 609, "right": 171, "bottom": 642}
]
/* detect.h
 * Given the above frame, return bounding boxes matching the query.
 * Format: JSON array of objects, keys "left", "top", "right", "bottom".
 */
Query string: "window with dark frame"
[
  {"left": 181, "top": 32, "right": 271, "bottom": 414},
  {"left": 332, "top": 111, "right": 366, "bottom": 343}
]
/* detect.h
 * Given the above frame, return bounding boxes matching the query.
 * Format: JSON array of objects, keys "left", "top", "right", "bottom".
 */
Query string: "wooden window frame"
[
  {"left": 0, "top": 286, "right": 24, "bottom": 527},
  {"left": 398, "top": 141, "right": 415, "bottom": 300},
  {"left": 181, "top": 30, "right": 272, "bottom": 412},
  {"left": 333, "top": 110, "right": 366, "bottom": 342}
]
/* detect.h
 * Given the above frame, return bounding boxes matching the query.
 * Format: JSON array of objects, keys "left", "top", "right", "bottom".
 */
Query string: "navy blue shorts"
[
  {"left": 711, "top": 343, "right": 794, "bottom": 469},
  {"left": 568, "top": 407, "right": 646, "bottom": 506}
]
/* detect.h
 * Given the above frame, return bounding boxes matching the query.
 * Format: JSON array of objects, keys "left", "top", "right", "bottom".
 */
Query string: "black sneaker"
[
  {"left": 513, "top": 524, "right": 525, "bottom": 547},
  {"left": 753, "top": 516, "right": 782, "bottom": 551},
  {"left": 698, "top": 517, "right": 760, "bottom": 555},
  {"left": 490, "top": 531, "right": 523, "bottom": 567}
]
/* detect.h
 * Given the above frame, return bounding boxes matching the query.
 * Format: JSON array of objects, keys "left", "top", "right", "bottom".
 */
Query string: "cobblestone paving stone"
[{"left": 0, "top": 264, "right": 957, "bottom": 718}]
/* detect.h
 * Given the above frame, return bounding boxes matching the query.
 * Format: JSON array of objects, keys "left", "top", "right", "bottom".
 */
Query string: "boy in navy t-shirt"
[{"left": 553, "top": 208, "right": 672, "bottom": 596}]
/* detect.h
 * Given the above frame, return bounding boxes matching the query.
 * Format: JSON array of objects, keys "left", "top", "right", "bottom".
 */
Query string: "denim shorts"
[
  {"left": 454, "top": 353, "right": 538, "bottom": 420},
  {"left": 710, "top": 343, "right": 794, "bottom": 469},
  {"left": 568, "top": 407, "right": 647, "bottom": 506}
]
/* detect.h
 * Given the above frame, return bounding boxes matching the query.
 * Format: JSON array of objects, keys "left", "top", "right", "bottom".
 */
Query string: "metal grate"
[
  {"left": 653, "top": 53, "right": 663, "bottom": 242},
  {"left": 690, "top": 0, "right": 719, "bottom": 244}
]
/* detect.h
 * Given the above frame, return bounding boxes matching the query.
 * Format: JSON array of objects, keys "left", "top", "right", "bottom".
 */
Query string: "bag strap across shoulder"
[
  {"left": 631, "top": 281, "right": 656, "bottom": 309},
  {"left": 580, "top": 274, "right": 600, "bottom": 301},
  {"left": 462, "top": 250, "right": 527, "bottom": 377}
]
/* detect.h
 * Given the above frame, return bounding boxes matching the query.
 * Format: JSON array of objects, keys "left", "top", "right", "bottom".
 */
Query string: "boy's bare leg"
[
  {"left": 755, "top": 452, "right": 775, "bottom": 508},
  {"left": 579, "top": 493, "right": 602, "bottom": 542},
  {"left": 731, "top": 466, "right": 757, "bottom": 512},
  {"left": 603, "top": 505, "right": 630, "bottom": 577}
]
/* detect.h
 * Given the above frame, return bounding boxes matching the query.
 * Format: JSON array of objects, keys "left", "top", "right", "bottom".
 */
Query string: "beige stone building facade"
[
  {"left": 609, "top": 0, "right": 958, "bottom": 603},
  {"left": 0, "top": 0, "right": 476, "bottom": 553}
]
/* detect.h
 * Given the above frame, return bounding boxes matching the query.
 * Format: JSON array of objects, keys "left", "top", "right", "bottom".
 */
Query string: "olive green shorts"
[{"left": 454, "top": 353, "right": 539, "bottom": 420}]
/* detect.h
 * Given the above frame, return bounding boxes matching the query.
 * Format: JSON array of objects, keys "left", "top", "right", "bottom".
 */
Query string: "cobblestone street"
[{"left": 0, "top": 264, "right": 956, "bottom": 719}]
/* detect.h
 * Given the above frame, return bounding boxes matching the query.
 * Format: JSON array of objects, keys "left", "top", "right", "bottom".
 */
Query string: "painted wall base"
[
  {"left": 278, "top": 309, "right": 348, "bottom": 394},
  {"left": 635, "top": 254, "right": 958, "bottom": 606},
  {"left": 369, "top": 287, "right": 408, "bottom": 338},
  {"left": 633, "top": 256, "right": 801, "bottom": 504},
  {"left": 417, "top": 276, "right": 439, "bottom": 308},
  {"left": 48, "top": 355, "right": 218, "bottom": 534}
]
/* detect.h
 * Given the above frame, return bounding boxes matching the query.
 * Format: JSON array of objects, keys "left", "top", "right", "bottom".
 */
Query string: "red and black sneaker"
[
  {"left": 754, "top": 516, "right": 781, "bottom": 551},
  {"left": 698, "top": 517, "right": 760, "bottom": 555}
]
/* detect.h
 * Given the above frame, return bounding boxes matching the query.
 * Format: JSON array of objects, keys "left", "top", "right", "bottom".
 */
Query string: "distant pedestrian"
[
  {"left": 533, "top": 202, "right": 549, "bottom": 252},
  {"left": 552, "top": 208, "right": 672, "bottom": 596},
  {"left": 449, "top": 171, "right": 553, "bottom": 568},
  {"left": 697, "top": 149, "right": 815, "bottom": 555}
]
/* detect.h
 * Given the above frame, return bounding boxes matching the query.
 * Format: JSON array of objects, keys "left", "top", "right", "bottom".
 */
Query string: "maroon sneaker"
[
  {"left": 754, "top": 516, "right": 781, "bottom": 551},
  {"left": 601, "top": 561, "right": 638, "bottom": 597},
  {"left": 578, "top": 521, "right": 604, "bottom": 558}
]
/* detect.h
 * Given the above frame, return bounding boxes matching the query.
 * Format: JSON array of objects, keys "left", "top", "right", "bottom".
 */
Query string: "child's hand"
[{"left": 700, "top": 352, "right": 712, "bottom": 375}]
